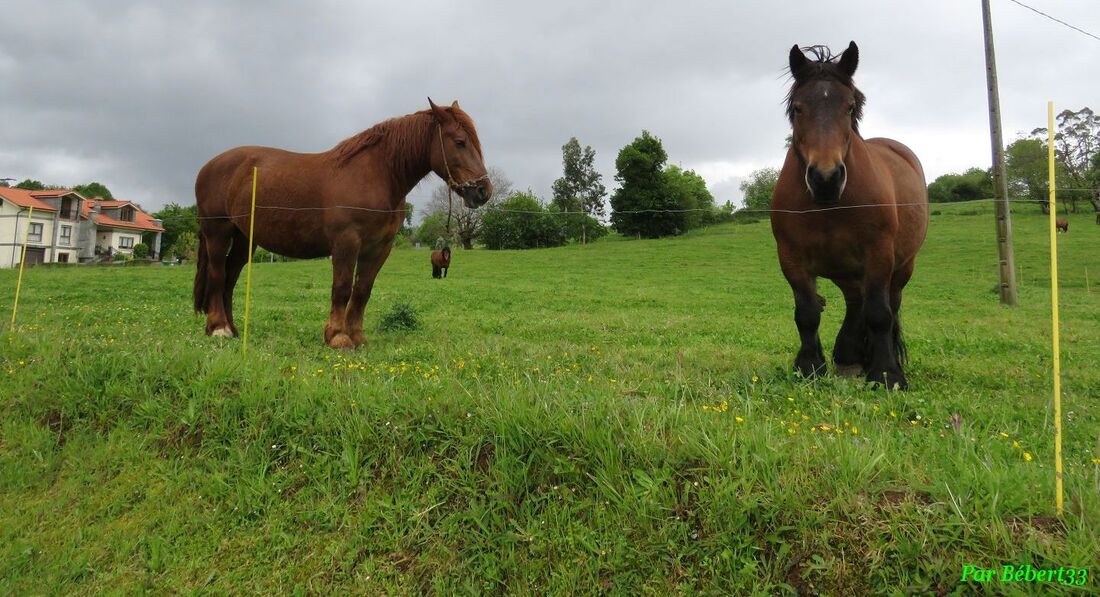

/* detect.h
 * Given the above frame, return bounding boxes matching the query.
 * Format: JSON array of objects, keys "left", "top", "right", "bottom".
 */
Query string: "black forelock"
[{"left": 785, "top": 45, "right": 866, "bottom": 132}]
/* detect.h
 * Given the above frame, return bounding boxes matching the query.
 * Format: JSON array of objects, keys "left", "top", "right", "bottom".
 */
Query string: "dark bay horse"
[
  {"left": 194, "top": 99, "right": 492, "bottom": 349},
  {"left": 431, "top": 247, "right": 451, "bottom": 278},
  {"left": 771, "top": 42, "right": 928, "bottom": 389},
  {"left": 1056, "top": 218, "right": 1068, "bottom": 233}
]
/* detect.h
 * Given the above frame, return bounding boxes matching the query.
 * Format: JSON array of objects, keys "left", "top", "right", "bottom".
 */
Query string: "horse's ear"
[
  {"left": 789, "top": 44, "right": 810, "bottom": 79},
  {"left": 428, "top": 97, "right": 449, "bottom": 122},
  {"left": 451, "top": 100, "right": 460, "bottom": 109},
  {"left": 838, "top": 41, "right": 859, "bottom": 78}
]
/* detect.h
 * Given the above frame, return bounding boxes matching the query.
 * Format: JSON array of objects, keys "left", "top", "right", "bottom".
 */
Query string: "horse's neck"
[{"left": 339, "top": 113, "right": 436, "bottom": 203}]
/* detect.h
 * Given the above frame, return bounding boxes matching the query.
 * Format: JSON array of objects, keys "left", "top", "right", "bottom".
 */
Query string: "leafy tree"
[
  {"left": 72, "top": 182, "right": 114, "bottom": 200},
  {"left": 167, "top": 231, "right": 198, "bottom": 261},
  {"left": 14, "top": 179, "right": 47, "bottom": 191},
  {"left": 153, "top": 203, "right": 198, "bottom": 254},
  {"left": 926, "top": 168, "right": 993, "bottom": 203},
  {"left": 610, "top": 131, "right": 681, "bottom": 238},
  {"left": 663, "top": 165, "right": 715, "bottom": 230},
  {"left": 480, "top": 191, "right": 567, "bottom": 250},
  {"left": 415, "top": 212, "right": 453, "bottom": 247},
  {"left": 1005, "top": 138, "right": 1061, "bottom": 213},
  {"left": 739, "top": 167, "right": 779, "bottom": 212},
  {"left": 421, "top": 166, "right": 513, "bottom": 249},
  {"left": 132, "top": 243, "right": 150, "bottom": 259},
  {"left": 552, "top": 136, "right": 608, "bottom": 223},
  {"left": 1031, "top": 106, "right": 1099, "bottom": 214}
]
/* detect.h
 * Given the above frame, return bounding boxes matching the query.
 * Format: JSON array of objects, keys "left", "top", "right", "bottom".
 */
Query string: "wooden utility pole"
[{"left": 981, "top": 0, "right": 1019, "bottom": 306}]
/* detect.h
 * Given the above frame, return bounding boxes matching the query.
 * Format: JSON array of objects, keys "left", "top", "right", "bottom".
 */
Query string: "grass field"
[{"left": 1, "top": 205, "right": 1098, "bottom": 594}]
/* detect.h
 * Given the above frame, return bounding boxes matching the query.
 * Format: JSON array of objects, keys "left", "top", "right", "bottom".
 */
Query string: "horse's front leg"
[
  {"left": 862, "top": 256, "right": 907, "bottom": 390},
  {"left": 780, "top": 255, "right": 826, "bottom": 378},
  {"left": 344, "top": 240, "right": 396, "bottom": 347},
  {"left": 324, "top": 235, "right": 360, "bottom": 349}
]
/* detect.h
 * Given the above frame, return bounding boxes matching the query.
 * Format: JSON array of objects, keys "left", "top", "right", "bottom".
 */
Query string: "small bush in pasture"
[
  {"left": 379, "top": 301, "right": 421, "bottom": 332},
  {"left": 132, "top": 243, "right": 150, "bottom": 259}
]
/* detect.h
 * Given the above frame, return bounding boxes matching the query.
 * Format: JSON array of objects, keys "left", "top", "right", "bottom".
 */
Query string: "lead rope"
[
  {"left": 436, "top": 121, "right": 492, "bottom": 236},
  {"left": 438, "top": 124, "right": 454, "bottom": 234}
]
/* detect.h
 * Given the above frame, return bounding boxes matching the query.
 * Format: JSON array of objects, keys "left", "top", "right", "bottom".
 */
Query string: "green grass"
[{"left": 1, "top": 210, "right": 1098, "bottom": 594}]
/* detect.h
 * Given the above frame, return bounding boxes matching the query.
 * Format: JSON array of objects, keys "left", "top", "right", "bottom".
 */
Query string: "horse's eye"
[
  {"left": 793, "top": 106, "right": 803, "bottom": 115},
  {"left": 847, "top": 105, "right": 855, "bottom": 115},
  {"left": 455, "top": 139, "right": 467, "bottom": 148}
]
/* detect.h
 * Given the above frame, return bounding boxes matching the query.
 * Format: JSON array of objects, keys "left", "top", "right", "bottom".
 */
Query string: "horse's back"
[
  {"left": 865, "top": 137, "right": 928, "bottom": 261},
  {"left": 865, "top": 139, "right": 927, "bottom": 202},
  {"left": 196, "top": 146, "right": 323, "bottom": 216}
]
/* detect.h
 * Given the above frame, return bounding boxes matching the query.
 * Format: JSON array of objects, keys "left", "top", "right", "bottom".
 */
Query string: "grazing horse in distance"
[
  {"left": 770, "top": 42, "right": 929, "bottom": 390},
  {"left": 431, "top": 247, "right": 451, "bottom": 278},
  {"left": 1056, "top": 218, "right": 1068, "bottom": 233},
  {"left": 194, "top": 99, "right": 492, "bottom": 349}
]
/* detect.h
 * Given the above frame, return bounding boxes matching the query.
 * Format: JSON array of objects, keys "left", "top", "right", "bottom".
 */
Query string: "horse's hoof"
[
  {"left": 867, "top": 370, "right": 909, "bottom": 391},
  {"left": 835, "top": 363, "right": 864, "bottom": 377},
  {"left": 327, "top": 333, "right": 356, "bottom": 350},
  {"left": 795, "top": 353, "right": 826, "bottom": 379},
  {"left": 211, "top": 327, "right": 234, "bottom": 338},
  {"left": 350, "top": 332, "right": 367, "bottom": 347}
]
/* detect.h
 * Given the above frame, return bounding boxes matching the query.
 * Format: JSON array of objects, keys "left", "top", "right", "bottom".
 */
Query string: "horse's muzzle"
[
  {"left": 806, "top": 163, "right": 846, "bottom": 204},
  {"left": 459, "top": 180, "right": 493, "bottom": 208}
]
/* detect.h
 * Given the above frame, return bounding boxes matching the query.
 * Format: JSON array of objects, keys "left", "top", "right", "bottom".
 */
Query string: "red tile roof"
[
  {"left": 0, "top": 188, "right": 164, "bottom": 232},
  {"left": 0, "top": 187, "right": 67, "bottom": 211},
  {"left": 80, "top": 199, "right": 165, "bottom": 232}
]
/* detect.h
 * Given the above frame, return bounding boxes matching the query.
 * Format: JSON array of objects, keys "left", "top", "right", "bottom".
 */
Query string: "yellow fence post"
[
  {"left": 242, "top": 167, "right": 258, "bottom": 356},
  {"left": 1046, "top": 101, "right": 1064, "bottom": 517},
  {"left": 10, "top": 206, "right": 34, "bottom": 328}
]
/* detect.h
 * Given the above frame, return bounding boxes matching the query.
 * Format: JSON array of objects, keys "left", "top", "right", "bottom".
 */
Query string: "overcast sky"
[{"left": 0, "top": 0, "right": 1096, "bottom": 216}]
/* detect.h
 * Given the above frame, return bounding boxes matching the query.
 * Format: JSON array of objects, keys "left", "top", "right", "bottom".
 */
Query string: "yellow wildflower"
[{"left": 1023, "top": 452, "right": 1033, "bottom": 462}]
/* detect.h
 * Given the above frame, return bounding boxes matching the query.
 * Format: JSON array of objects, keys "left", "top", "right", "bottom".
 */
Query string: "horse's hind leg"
[
  {"left": 832, "top": 278, "right": 866, "bottom": 376},
  {"left": 889, "top": 260, "right": 916, "bottom": 368},
  {"left": 222, "top": 228, "right": 252, "bottom": 336},
  {"left": 199, "top": 219, "right": 235, "bottom": 337}
]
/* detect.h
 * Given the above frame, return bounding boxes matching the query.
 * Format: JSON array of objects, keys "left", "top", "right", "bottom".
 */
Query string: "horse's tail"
[{"left": 193, "top": 233, "right": 208, "bottom": 313}]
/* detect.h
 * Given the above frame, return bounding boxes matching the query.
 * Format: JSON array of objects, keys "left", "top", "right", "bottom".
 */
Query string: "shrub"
[
  {"left": 132, "top": 243, "right": 150, "bottom": 259},
  {"left": 481, "top": 192, "right": 567, "bottom": 250},
  {"left": 379, "top": 301, "right": 421, "bottom": 332}
]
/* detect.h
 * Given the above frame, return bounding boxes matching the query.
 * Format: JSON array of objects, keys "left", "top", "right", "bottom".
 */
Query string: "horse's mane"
[
  {"left": 331, "top": 107, "right": 483, "bottom": 176},
  {"left": 785, "top": 45, "right": 866, "bottom": 133}
]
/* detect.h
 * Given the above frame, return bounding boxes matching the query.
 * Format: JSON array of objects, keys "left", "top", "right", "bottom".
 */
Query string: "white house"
[{"left": 0, "top": 187, "right": 165, "bottom": 268}]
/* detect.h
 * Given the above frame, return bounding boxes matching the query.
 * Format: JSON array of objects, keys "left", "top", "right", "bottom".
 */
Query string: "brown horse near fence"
[
  {"left": 431, "top": 247, "right": 451, "bottom": 278},
  {"left": 1056, "top": 218, "right": 1068, "bottom": 233},
  {"left": 193, "top": 99, "right": 492, "bottom": 349},
  {"left": 770, "top": 42, "right": 929, "bottom": 390}
]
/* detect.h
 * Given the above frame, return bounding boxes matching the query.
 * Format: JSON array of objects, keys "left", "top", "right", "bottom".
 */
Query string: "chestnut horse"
[
  {"left": 193, "top": 99, "right": 492, "bottom": 349},
  {"left": 1056, "top": 218, "right": 1068, "bottom": 233},
  {"left": 431, "top": 247, "right": 451, "bottom": 278},
  {"left": 771, "top": 42, "right": 928, "bottom": 390}
]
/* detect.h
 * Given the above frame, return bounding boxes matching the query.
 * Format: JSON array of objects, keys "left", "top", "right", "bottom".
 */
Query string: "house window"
[
  {"left": 28, "top": 223, "right": 43, "bottom": 243},
  {"left": 119, "top": 236, "right": 134, "bottom": 249},
  {"left": 57, "top": 253, "right": 69, "bottom": 263},
  {"left": 60, "top": 197, "right": 74, "bottom": 219},
  {"left": 121, "top": 206, "right": 135, "bottom": 222},
  {"left": 60, "top": 225, "right": 72, "bottom": 245}
]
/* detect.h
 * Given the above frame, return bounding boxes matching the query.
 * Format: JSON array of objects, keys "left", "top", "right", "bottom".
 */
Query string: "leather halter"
[{"left": 436, "top": 122, "right": 489, "bottom": 233}]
